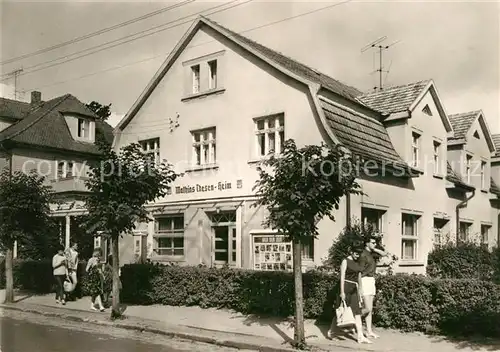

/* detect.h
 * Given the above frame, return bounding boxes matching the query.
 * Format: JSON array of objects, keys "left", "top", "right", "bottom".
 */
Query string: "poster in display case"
[{"left": 252, "top": 234, "right": 293, "bottom": 271}]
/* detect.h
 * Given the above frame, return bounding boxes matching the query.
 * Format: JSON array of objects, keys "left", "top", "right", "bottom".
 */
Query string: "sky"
[{"left": 1, "top": 0, "right": 499, "bottom": 133}]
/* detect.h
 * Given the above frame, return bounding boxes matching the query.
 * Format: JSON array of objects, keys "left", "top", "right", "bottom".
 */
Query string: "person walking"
[
  {"left": 64, "top": 242, "right": 79, "bottom": 298},
  {"left": 357, "top": 236, "right": 391, "bottom": 339},
  {"left": 85, "top": 249, "right": 105, "bottom": 312},
  {"left": 328, "top": 243, "right": 372, "bottom": 344},
  {"left": 52, "top": 246, "right": 67, "bottom": 305}
]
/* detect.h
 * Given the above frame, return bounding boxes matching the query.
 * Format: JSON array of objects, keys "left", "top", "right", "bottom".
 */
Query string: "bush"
[
  {"left": 0, "top": 259, "right": 90, "bottom": 296},
  {"left": 120, "top": 263, "right": 500, "bottom": 338},
  {"left": 322, "top": 218, "right": 386, "bottom": 272},
  {"left": 427, "top": 242, "right": 495, "bottom": 281}
]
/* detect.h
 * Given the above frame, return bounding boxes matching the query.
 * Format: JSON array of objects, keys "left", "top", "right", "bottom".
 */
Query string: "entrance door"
[{"left": 213, "top": 225, "right": 237, "bottom": 266}]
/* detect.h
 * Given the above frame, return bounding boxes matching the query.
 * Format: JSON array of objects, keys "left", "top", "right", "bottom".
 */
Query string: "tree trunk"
[
  {"left": 292, "top": 239, "right": 305, "bottom": 348},
  {"left": 4, "top": 247, "right": 14, "bottom": 303},
  {"left": 110, "top": 236, "right": 121, "bottom": 319}
]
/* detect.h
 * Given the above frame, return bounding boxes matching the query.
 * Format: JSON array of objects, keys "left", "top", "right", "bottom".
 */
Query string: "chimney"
[{"left": 31, "top": 91, "right": 42, "bottom": 105}]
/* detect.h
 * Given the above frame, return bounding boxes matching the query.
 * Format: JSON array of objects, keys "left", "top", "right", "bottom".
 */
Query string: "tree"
[
  {"left": 84, "top": 139, "right": 178, "bottom": 318},
  {"left": 86, "top": 101, "right": 111, "bottom": 121},
  {"left": 253, "top": 140, "right": 361, "bottom": 348},
  {"left": 0, "top": 169, "right": 54, "bottom": 303}
]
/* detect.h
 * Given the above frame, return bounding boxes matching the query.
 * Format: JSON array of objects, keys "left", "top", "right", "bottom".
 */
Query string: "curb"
[{"left": 0, "top": 304, "right": 326, "bottom": 352}]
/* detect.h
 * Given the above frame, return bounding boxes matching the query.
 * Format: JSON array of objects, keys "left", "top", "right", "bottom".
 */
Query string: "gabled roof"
[
  {"left": 0, "top": 97, "right": 33, "bottom": 120},
  {"left": 446, "top": 161, "right": 475, "bottom": 191},
  {"left": 448, "top": 111, "right": 478, "bottom": 140},
  {"left": 115, "top": 16, "right": 366, "bottom": 133},
  {"left": 356, "top": 80, "right": 453, "bottom": 132},
  {"left": 115, "top": 16, "right": 415, "bottom": 177},
  {"left": 0, "top": 94, "right": 111, "bottom": 156},
  {"left": 448, "top": 110, "right": 496, "bottom": 153},
  {"left": 492, "top": 134, "right": 500, "bottom": 158},
  {"left": 357, "top": 80, "right": 430, "bottom": 115}
]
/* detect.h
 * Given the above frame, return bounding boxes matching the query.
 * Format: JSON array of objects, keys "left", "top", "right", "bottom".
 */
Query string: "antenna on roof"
[
  {"left": 2, "top": 68, "right": 23, "bottom": 100},
  {"left": 361, "top": 37, "right": 399, "bottom": 91}
]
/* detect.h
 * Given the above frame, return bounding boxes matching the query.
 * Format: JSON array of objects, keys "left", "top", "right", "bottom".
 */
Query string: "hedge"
[
  {"left": 120, "top": 263, "right": 500, "bottom": 338},
  {"left": 2, "top": 260, "right": 500, "bottom": 338},
  {"left": 427, "top": 242, "right": 499, "bottom": 282}
]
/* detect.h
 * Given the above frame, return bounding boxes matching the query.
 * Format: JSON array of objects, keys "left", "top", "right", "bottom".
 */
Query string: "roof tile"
[
  {"left": 0, "top": 97, "right": 33, "bottom": 120},
  {"left": 448, "top": 111, "right": 479, "bottom": 140},
  {"left": 356, "top": 80, "right": 430, "bottom": 115},
  {"left": 202, "top": 17, "right": 364, "bottom": 102},
  {"left": 0, "top": 94, "right": 111, "bottom": 155}
]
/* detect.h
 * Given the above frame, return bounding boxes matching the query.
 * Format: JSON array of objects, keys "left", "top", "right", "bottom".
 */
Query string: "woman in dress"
[
  {"left": 328, "top": 243, "right": 372, "bottom": 344},
  {"left": 85, "top": 249, "right": 105, "bottom": 311}
]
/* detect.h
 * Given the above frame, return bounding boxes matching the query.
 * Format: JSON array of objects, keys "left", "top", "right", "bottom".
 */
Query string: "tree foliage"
[
  {"left": 86, "top": 101, "right": 112, "bottom": 121},
  {"left": 253, "top": 140, "right": 362, "bottom": 240},
  {"left": 84, "top": 142, "right": 178, "bottom": 238},
  {"left": 0, "top": 169, "right": 54, "bottom": 249}
]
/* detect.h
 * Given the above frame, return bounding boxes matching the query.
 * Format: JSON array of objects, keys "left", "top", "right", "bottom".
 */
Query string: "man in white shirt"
[{"left": 65, "top": 243, "right": 79, "bottom": 288}]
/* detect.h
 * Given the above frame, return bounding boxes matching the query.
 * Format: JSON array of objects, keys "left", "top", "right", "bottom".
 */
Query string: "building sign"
[
  {"left": 172, "top": 180, "right": 242, "bottom": 195},
  {"left": 253, "top": 234, "right": 292, "bottom": 271}
]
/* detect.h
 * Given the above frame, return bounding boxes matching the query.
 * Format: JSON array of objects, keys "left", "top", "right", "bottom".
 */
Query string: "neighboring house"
[
  {"left": 0, "top": 91, "right": 113, "bottom": 256},
  {"left": 112, "top": 16, "right": 500, "bottom": 273}
]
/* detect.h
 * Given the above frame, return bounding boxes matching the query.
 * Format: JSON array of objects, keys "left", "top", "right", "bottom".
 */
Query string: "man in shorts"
[{"left": 357, "top": 236, "right": 390, "bottom": 339}]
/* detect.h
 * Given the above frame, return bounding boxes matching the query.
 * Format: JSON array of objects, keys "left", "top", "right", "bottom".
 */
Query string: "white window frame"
[
  {"left": 208, "top": 60, "right": 217, "bottom": 90},
  {"left": 480, "top": 224, "right": 490, "bottom": 249},
  {"left": 361, "top": 207, "right": 384, "bottom": 234},
  {"left": 57, "top": 161, "right": 74, "bottom": 179},
  {"left": 77, "top": 118, "right": 90, "bottom": 139},
  {"left": 433, "top": 140, "right": 441, "bottom": 175},
  {"left": 401, "top": 213, "right": 419, "bottom": 261},
  {"left": 191, "top": 64, "right": 200, "bottom": 94},
  {"left": 154, "top": 215, "right": 184, "bottom": 257},
  {"left": 411, "top": 132, "right": 420, "bottom": 168},
  {"left": 433, "top": 218, "right": 448, "bottom": 248},
  {"left": 465, "top": 154, "right": 472, "bottom": 184},
  {"left": 459, "top": 221, "right": 471, "bottom": 242},
  {"left": 192, "top": 127, "right": 216, "bottom": 166},
  {"left": 255, "top": 114, "right": 285, "bottom": 158},
  {"left": 139, "top": 138, "right": 160, "bottom": 167},
  {"left": 480, "top": 161, "right": 486, "bottom": 189}
]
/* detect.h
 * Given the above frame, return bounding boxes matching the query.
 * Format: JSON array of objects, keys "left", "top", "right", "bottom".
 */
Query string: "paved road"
[{"left": 0, "top": 310, "right": 240, "bottom": 352}]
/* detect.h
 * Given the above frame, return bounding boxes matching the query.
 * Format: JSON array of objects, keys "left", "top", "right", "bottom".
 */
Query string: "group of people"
[
  {"left": 328, "top": 236, "right": 392, "bottom": 344},
  {"left": 52, "top": 243, "right": 116, "bottom": 311}
]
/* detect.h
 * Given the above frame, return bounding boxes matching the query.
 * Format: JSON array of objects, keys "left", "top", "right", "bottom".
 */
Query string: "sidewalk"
[{"left": 1, "top": 291, "right": 498, "bottom": 352}]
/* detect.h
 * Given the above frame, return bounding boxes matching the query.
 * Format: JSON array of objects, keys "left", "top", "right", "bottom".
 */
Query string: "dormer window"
[
  {"left": 422, "top": 104, "right": 433, "bottom": 116},
  {"left": 77, "top": 118, "right": 90, "bottom": 139}
]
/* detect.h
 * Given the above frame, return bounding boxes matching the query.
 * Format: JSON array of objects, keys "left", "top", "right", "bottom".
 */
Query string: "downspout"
[
  {"left": 346, "top": 193, "right": 351, "bottom": 227},
  {"left": 455, "top": 190, "right": 476, "bottom": 242}
]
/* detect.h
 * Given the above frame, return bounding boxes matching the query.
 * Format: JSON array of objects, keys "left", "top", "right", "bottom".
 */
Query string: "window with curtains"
[
  {"left": 192, "top": 128, "right": 216, "bottom": 166},
  {"left": 401, "top": 213, "right": 420, "bottom": 261},
  {"left": 255, "top": 114, "right": 285, "bottom": 158}
]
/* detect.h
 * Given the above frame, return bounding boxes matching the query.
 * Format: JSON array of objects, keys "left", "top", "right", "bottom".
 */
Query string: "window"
[
  {"left": 481, "top": 161, "right": 486, "bottom": 189},
  {"left": 433, "top": 141, "right": 441, "bottom": 174},
  {"left": 154, "top": 216, "right": 184, "bottom": 256},
  {"left": 481, "top": 225, "right": 490, "bottom": 249},
  {"left": 255, "top": 114, "right": 285, "bottom": 158},
  {"left": 411, "top": 132, "right": 420, "bottom": 168},
  {"left": 77, "top": 118, "right": 90, "bottom": 139},
  {"left": 473, "top": 130, "right": 480, "bottom": 139},
  {"left": 459, "top": 221, "right": 471, "bottom": 242},
  {"left": 208, "top": 60, "right": 217, "bottom": 89},
  {"left": 139, "top": 138, "right": 160, "bottom": 167},
  {"left": 301, "top": 236, "right": 314, "bottom": 261},
  {"left": 466, "top": 154, "right": 472, "bottom": 184},
  {"left": 361, "top": 207, "right": 384, "bottom": 233},
  {"left": 191, "top": 64, "right": 200, "bottom": 94},
  {"left": 57, "top": 161, "right": 74, "bottom": 179},
  {"left": 433, "top": 218, "right": 448, "bottom": 248},
  {"left": 401, "top": 213, "right": 419, "bottom": 261},
  {"left": 192, "top": 128, "right": 216, "bottom": 166},
  {"left": 422, "top": 104, "right": 433, "bottom": 116}
]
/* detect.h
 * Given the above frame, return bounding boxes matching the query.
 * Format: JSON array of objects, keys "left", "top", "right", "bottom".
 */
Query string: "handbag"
[{"left": 336, "top": 299, "right": 356, "bottom": 327}]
